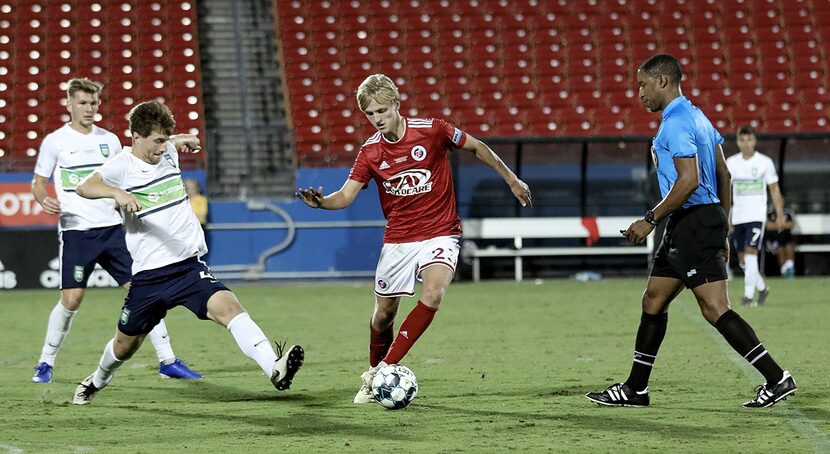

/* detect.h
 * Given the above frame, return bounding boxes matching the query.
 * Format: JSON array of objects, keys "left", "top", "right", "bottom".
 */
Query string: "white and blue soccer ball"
[{"left": 371, "top": 364, "right": 418, "bottom": 409}]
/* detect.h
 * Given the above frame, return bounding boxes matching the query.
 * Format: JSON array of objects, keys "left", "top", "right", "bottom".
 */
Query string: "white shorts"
[{"left": 374, "top": 235, "right": 460, "bottom": 297}]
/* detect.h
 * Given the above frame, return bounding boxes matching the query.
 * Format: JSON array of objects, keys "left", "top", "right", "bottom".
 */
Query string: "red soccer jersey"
[{"left": 349, "top": 117, "right": 467, "bottom": 243}]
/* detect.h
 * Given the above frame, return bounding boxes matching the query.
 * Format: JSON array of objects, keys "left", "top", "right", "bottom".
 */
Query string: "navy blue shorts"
[
  {"left": 651, "top": 204, "right": 729, "bottom": 289},
  {"left": 60, "top": 225, "right": 132, "bottom": 289},
  {"left": 118, "top": 257, "right": 229, "bottom": 336},
  {"left": 731, "top": 222, "right": 764, "bottom": 252}
]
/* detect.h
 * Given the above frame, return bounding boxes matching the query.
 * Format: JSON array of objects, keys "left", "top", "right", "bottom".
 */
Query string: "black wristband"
[{"left": 644, "top": 209, "right": 659, "bottom": 226}]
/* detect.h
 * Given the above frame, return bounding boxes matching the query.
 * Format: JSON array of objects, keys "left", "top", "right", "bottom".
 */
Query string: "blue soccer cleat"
[
  {"left": 159, "top": 359, "right": 203, "bottom": 380},
  {"left": 32, "top": 362, "right": 53, "bottom": 383}
]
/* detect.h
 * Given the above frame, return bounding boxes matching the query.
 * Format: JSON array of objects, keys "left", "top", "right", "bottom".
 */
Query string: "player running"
[
  {"left": 296, "top": 74, "right": 532, "bottom": 404},
  {"left": 727, "top": 125, "right": 786, "bottom": 307}
]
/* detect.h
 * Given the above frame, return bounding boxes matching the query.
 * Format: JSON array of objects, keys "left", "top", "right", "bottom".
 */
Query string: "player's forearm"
[
  {"left": 318, "top": 191, "right": 351, "bottom": 210},
  {"left": 31, "top": 179, "right": 50, "bottom": 205},
  {"left": 77, "top": 177, "right": 123, "bottom": 200},
  {"left": 770, "top": 187, "right": 785, "bottom": 220},
  {"left": 474, "top": 143, "right": 519, "bottom": 186},
  {"left": 652, "top": 177, "right": 697, "bottom": 221}
]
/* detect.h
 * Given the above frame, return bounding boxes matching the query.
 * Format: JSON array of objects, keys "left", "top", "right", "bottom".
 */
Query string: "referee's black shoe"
[
  {"left": 743, "top": 370, "right": 796, "bottom": 408},
  {"left": 585, "top": 382, "right": 650, "bottom": 407}
]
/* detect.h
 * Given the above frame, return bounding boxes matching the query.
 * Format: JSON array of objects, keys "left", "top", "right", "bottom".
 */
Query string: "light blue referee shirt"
[{"left": 651, "top": 96, "right": 724, "bottom": 209}]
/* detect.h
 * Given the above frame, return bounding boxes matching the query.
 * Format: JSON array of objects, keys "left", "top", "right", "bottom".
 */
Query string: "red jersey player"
[{"left": 296, "top": 74, "right": 532, "bottom": 404}]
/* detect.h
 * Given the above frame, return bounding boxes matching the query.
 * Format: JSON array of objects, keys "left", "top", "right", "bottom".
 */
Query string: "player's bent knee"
[
  {"left": 113, "top": 333, "right": 143, "bottom": 360},
  {"left": 206, "top": 290, "right": 245, "bottom": 326}
]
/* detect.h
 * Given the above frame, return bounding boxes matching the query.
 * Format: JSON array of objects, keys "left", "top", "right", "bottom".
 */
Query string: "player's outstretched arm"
[
  {"left": 31, "top": 174, "right": 61, "bottom": 215},
  {"left": 461, "top": 134, "right": 532, "bottom": 207},
  {"left": 77, "top": 173, "right": 142, "bottom": 213},
  {"left": 295, "top": 179, "right": 362, "bottom": 210}
]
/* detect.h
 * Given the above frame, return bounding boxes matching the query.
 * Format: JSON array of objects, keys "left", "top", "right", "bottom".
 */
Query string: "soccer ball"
[{"left": 371, "top": 364, "right": 418, "bottom": 409}]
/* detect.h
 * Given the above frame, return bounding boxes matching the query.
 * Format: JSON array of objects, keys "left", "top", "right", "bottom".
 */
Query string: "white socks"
[
  {"left": 227, "top": 312, "right": 277, "bottom": 376},
  {"left": 148, "top": 319, "right": 176, "bottom": 364},
  {"left": 92, "top": 339, "right": 125, "bottom": 389},
  {"left": 781, "top": 259, "right": 794, "bottom": 274},
  {"left": 743, "top": 254, "right": 764, "bottom": 299},
  {"left": 38, "top": 301, "right": 77, "bottom": 366}
]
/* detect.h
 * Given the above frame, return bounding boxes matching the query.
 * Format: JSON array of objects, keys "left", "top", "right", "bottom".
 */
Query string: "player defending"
[
  {"left": 71, "top": 101, "right": 303, "bottom": 404},
  {"left": 31, "top": 78, "right": 201, "bottom": 383},
  {"left": 296, "top": 74, "right": 532, "bottom": 404},
  {"left": 727, "top": 125, "right": 786, "bottom": 306},
  {"left": 585, "top": 54, "right": 795, "bottom": 408}
]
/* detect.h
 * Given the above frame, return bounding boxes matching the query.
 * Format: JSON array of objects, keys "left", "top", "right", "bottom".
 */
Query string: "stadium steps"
[{"left": 197, "top": 0, "right": 294, "bottom": 199}]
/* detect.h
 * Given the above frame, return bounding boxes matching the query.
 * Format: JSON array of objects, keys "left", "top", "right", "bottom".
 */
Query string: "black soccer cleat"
[
  {"left": 757, "top": 288, "right": 771, "bottom": 306},
  {"left": 743, "top": 370, "right": 796, "bottom": 408},
  {"left": 585, "top": 382, "right": 650, "bottom": 407}
]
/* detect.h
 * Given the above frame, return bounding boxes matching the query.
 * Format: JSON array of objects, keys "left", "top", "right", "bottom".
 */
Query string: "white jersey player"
[
  {"left": 726, "top": 125, "right": 785, "bottom": 307},
  {"left": 30, "top": 78, "right": 202, "bottom": 383},
  {"left": 70, "top": 101, "right": 303, "bottom": 405}
]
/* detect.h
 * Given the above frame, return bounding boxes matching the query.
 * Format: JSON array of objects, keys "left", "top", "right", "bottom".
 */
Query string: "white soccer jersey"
[
  {"left": 33, "top": 124, "right": 124, "bottom": 231},
  {"left": 95, "top": 143, "right": 206, "bottom": 274},
  {"left": 726, "top": 151, "right": 779, "bottom": 224}
]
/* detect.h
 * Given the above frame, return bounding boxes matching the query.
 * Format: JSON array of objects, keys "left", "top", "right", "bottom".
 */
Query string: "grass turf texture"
[{"left": 1, "top": 278, "right": 827, "bottom": 452}]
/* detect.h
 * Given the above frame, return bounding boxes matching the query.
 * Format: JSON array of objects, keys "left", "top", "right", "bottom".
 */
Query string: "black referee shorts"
[{"left": 651, "top": 204, "right": 729, "bottom": 289}]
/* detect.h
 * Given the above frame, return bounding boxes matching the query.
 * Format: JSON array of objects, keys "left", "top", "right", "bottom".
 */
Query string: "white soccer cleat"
[
  {"left": 270, "top": 344, "right": 304, "bottom": 391},
  {"left": 72, "top": 374, "right": 102, "bottom": 405},
  {"left": 353, "top": 362, "right": 386, "bottom": 404},
  {"left": 353, "top": 382, "right": 375, "bottom": 404}
]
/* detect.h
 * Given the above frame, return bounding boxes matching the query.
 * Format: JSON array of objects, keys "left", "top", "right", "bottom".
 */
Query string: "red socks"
[
  {"left": 382, "top": 301, "right": 437, "bottom": 365},
  {"left": 369, "top": 323, "right": 394, "bottom": 367}
]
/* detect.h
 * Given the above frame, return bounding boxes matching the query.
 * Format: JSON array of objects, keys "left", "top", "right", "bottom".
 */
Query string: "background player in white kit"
[
  {"left": 71, "top": 101, "right": 303, "bottom": 405},
  {"left": 31, "top": 78, "right": 201, "bottom": 383},
  {"left": 726, "top": 125, "right": 785, "bottom": 307},
  {"left": 296, "top": 74, "right": 532, "bottom": 403}
]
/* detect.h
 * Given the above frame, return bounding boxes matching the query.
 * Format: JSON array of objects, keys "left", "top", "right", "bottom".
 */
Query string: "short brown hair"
[
  {"left": 128, "top": 101, "right": 175, "bottom": 138},
  {"left": 737, "top": 125, "right": 756, "bottom": 136},
  {"left": 66, "top": 78, "right": 103, "bottom": 98}
]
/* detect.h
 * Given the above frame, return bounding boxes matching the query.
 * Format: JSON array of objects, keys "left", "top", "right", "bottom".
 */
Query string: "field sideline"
[{"left": 0, "top": 277, "right": 827, "bottom": 452}]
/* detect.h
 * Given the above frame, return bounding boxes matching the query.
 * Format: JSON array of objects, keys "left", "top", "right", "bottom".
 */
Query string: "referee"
[{"left": 585, "top": 54, "right": 796, "bottom": 408}]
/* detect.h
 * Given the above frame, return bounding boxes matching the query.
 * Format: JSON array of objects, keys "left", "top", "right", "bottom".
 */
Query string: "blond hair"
[
  {"left": 356, "top": 74, "right": 400, "bottom": 112},
  {"left": 66, "top": 78, "right": 103, "bottom": 99}
]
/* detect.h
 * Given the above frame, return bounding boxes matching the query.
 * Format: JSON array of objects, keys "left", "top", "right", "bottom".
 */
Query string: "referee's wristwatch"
[{"left": 644, "top": 209, "right": 659, "bottom": 226}]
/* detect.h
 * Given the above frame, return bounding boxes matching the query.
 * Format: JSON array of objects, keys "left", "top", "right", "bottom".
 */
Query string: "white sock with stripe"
[
  {"left": 92, "top": 339, "right": 125, "bottom": 389},
  {"left": 148, "top": 319, "right": 176, "bottom": 365},
  {"left": 743, "top": 254, "right": 760, "bottom": 298},
  {"left": 39, "top": 300, "right": 77, "bottom": 366},
  {"left": 227, "top": 312, "right": 277, "bottom": 376}
]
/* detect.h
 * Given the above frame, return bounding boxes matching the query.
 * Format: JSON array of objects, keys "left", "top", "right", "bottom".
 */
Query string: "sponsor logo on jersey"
[
  {"left": 383, "top": 169, "right": 433, "bottom": 197},
  {"left": 379, "top": 160, "right": 390, "bottom": 170},
  {"left": 411, "top": 145, "right": 427, "bottom": 162},
  {"left": 394, "top": 156, "right": 407, "bottom": 163},
  {"left": 99, "top": 144, "right": 110, "bottom": 157},
  {"left": 60, "top": 166, "right": 97, "bottom": 191}
]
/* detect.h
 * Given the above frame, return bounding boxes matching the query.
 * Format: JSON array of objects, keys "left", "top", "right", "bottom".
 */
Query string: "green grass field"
[{"left": 1, "top": 277, "right": 828, "bottom": 453}]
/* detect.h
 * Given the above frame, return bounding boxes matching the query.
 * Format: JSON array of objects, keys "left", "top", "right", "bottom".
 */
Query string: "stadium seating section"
[
  {"left": 275, "top": 0, "right": 829, "bottom": 165},
  {"left": 0, "top": 0, "right": 205, "bottom": 170}
]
